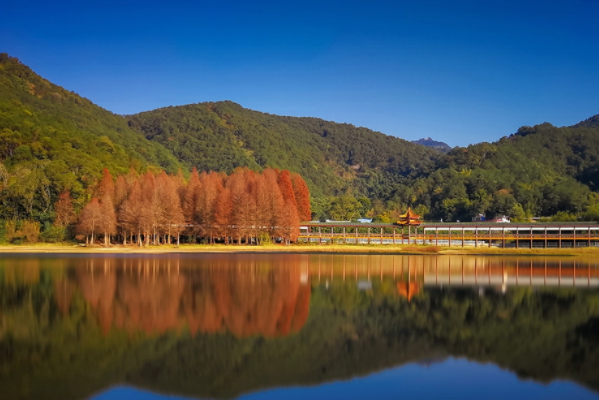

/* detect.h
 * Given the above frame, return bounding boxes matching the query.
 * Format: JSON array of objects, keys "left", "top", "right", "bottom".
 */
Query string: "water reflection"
[
  {"left": 1, "top": 254, "right": 599, "bottom": 400},
  {"left": 63, "top": 257, "right": 310, "bottom": 337}
]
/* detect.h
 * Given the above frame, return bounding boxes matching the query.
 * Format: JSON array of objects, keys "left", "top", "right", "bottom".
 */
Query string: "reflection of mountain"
[
  {"left": 57, "top": 257, "right": 310, "bottom": 337},
  {"left": 1, "top": 254, "right": 599, "bottom": 400}
]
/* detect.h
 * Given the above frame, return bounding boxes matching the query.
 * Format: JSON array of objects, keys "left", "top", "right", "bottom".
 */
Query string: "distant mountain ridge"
[
  {"left": 127, "top": 101, "right": 442, "bottom": 198},
  {"left": 573, "top": 114, "right": 599, "bottom": 128},
  {"left": 411, "top": 137, "right": 452, "bottom": 153}
]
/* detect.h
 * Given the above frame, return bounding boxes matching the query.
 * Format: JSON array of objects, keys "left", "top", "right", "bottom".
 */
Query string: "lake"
[{"left": 1, "top": 253, "right": 598, "bottom": 399}]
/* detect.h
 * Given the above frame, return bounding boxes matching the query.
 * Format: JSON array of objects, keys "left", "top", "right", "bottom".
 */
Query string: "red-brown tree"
[
  {"left": 213, "top": 187, "right": 233, "bottom": 244},
  {"left": 77, "top": 198, "right": 102, "bottom": 245},
  {"left": 197, "top": 171, "right": 223, "bottom": 243},
  {"left": 278, "top": 170, "right": 300, "bottom": 244},
  {"left": 118, "top": 181, "right": 143, "bottom": 245},
  {"left": 184, "top": 168, "right": 201, "bottom": 239},
  {"left": 79, "top": 167, "right": 310, "bottom": 246},
  {"left": 53, "top": 190, "right": 74, "bottom": 228},
  {"left": 96, "top": 168, "right": 115, "bottom": 200},
  {"left": 156, "top": 171, "right": 185, "bottom": 245},
  {"left": 263, "top": 168, "right": 284, "bottom": 238},
  {"left": 291, "top": 173, "right": 311, "bottom": 221}
]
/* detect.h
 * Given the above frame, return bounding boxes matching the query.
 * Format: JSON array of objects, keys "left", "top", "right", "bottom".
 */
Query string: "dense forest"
[
  {"left": 0, "top": 53, "right": 182, "bottom": 240},
  {"left": 1, "top": 257, "right": 599, "bottom": 400},
  {"left": 409, "top": 123, "right": 599, "bottom": 222},
  {"left": 73, "top": 167, "right": 310, "bottom": 246},
  {"left": 1, "top": 52, "right": 599, "bottom": 243},
  {"left": 127, "top": 101, "right": 442, "bottom": 199},
  {"left": 127, "top": 100, "right": 599, "bottom": 223}
]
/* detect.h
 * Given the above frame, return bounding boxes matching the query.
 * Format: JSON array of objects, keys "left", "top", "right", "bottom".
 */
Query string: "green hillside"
[
  {"left": 127, "top": 101, "right": 442, "bottom": 198},
  {"left": 0, "top": 53, "right": 183, "bottom": 222},
  {"left": 1, "top": 52, "right": 598, "bottom": 228},
  {"left": 409, "top": 120, "right": 599, "bottom": 221},
  {"left": 127, "top": 100, "right": 599, "bottom": 221}
]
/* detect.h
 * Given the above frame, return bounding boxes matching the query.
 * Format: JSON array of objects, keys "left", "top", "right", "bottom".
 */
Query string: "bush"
[
  {"left": 40, "top": 225, "right": 66, "bottom": 243},
  {"left": 21, "top": 220, "right": 40, "bottom": 243},
  {"left": 4, "top": 219, "right": 40, "bottom": 243},
  {"left": 258, "top": 232, "right": 272, "bottom": 246}
]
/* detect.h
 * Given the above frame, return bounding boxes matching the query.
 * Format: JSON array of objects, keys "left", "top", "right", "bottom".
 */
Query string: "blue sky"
[
  {"left": 90, "top": 358, "right": 599, "bottom": 400},
  {"left": 2, "top": 0, "right": 599, "bottom": 147}
]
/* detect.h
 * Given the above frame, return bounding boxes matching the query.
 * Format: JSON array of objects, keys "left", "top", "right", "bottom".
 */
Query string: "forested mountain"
[
  {"left": 574, "top": 114, "right": 599, "bottom": 128},
  {"left": 0, "top": 53, "right": 183, "bottom": 225},
  {"left": 127, "top": 101, "right": 442, "bottom": 198},
  {"left": 408, "top": 120, "right": 599, "bottom": 222},
  {"left": 1, "top": 52, "right": 598, "bottom": 234},
  {"left": 127, "top": 102, "right": 599, "bottom": 222},
  {"left": 411, "top": 137, "right": 452, "bottom": 153}
]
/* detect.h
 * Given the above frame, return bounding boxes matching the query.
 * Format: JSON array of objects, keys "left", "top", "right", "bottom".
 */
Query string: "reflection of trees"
[
  {"left": 182, "top": 267, "right": 310, "bottom": 337},
  {"left": 70, "top": 257, "right": 310, "bottom": 337},
  {"left": 2, "top": 255, "right": 599, "bottom": 400}
]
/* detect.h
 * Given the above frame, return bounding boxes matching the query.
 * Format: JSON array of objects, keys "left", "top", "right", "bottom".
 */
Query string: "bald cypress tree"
[
  {"left": 291, "top": 172, "right": 311, "bottom": 221},
  {"left": 278, "top": 170, "right": 300, "bottom": 244},
  {"left": 184, "top": 168, "right": 201, "bottom": 240},
  {"left": 53, "top": 190, "right": 74, "bottom": 229},
  {"left": 213, "top": 187, "right": 234, "bottom": 244},
  {"left": 77, "top": 198, "right": 102, "bottom": 245},
  {"left": 119, "top": 181, "right": 143, "bottom": 245},
  {"left": 94, "top": 168, "right": 116, "bottom": 246}
]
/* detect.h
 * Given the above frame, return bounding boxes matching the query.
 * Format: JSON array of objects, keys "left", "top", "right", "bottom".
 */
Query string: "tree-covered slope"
[
  {"left": 127, "top": 101, "right": 441, "bottom": 198},
  {"left": 410, "top": 119, "right": 599, "bottom": 221},
  {"left": 574, "top": 114, "right": 599, "bottom": 129},
  {"left": 2, "top": 52, "right": 598, "bottom": 225},
  {"left": 0, "top": 53, "right": 183, "bottom": 220},
  {"left": 411, "top": 137, "right": 452, "bottom": 153},
  {"left": 127, "top": 101, "right": 599, "bottom": 221}
]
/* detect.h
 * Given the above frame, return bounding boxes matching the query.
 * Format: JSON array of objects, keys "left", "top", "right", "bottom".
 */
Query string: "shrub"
[
  {"left": 40, "top": 225, "right": 66, "bottom": 243},
  {"left": 5, "top": 219, "right": 40, "bottom": 243},
  {"left": 21, "top": 220, "right": 40, "bottom": 243}
]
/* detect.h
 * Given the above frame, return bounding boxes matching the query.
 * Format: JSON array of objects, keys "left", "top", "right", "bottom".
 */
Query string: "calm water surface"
[{"left": 1, "top": 253, "right": 599, "bottom": 400}]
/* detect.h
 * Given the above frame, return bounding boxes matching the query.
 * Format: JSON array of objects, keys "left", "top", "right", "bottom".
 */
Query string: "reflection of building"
[
  {"left": 396, "top": 282, "right": 420, "bottom": 301},
  {"left": 305, "top": 254, "right": 599, "bottom": 294}
]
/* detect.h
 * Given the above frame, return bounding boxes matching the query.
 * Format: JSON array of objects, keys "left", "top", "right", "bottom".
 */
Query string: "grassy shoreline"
[{"left": 0, "top": 243, "right": 598, "bottom": 256}]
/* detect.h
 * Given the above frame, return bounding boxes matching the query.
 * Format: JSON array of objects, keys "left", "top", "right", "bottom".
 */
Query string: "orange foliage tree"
[
  {"left": 76, "top": 166, "right": 310, "bottom": 246},
  {"left": 53, "top": 190, "right": 74, "bottom": 228}
]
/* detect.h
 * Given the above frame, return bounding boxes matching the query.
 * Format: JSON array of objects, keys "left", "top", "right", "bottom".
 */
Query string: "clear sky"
[{"left": 2, "top": 0, "right": 598, "bottom": 147}]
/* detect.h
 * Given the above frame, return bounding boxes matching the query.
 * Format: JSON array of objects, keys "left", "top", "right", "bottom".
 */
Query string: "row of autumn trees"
[{"left": 70, "top": 167, "right": 311, "bottom": 246}]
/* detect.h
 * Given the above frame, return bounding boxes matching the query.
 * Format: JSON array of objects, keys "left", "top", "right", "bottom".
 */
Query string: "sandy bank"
[{"left": 0, "top": 243, "right": 598, "bottom": 256}]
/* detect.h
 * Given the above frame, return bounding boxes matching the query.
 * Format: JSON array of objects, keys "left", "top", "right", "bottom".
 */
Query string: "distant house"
[{"left": 472, "top": 214, "right": 486, "bottom": 222}]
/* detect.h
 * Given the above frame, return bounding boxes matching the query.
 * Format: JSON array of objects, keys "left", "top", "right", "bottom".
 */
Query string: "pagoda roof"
[
  {"left": 396, "top": 207, "right": 422, "bottom": 225},
  {"left": 398, "top": 207, "right": 421, "bottom": 220}
]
